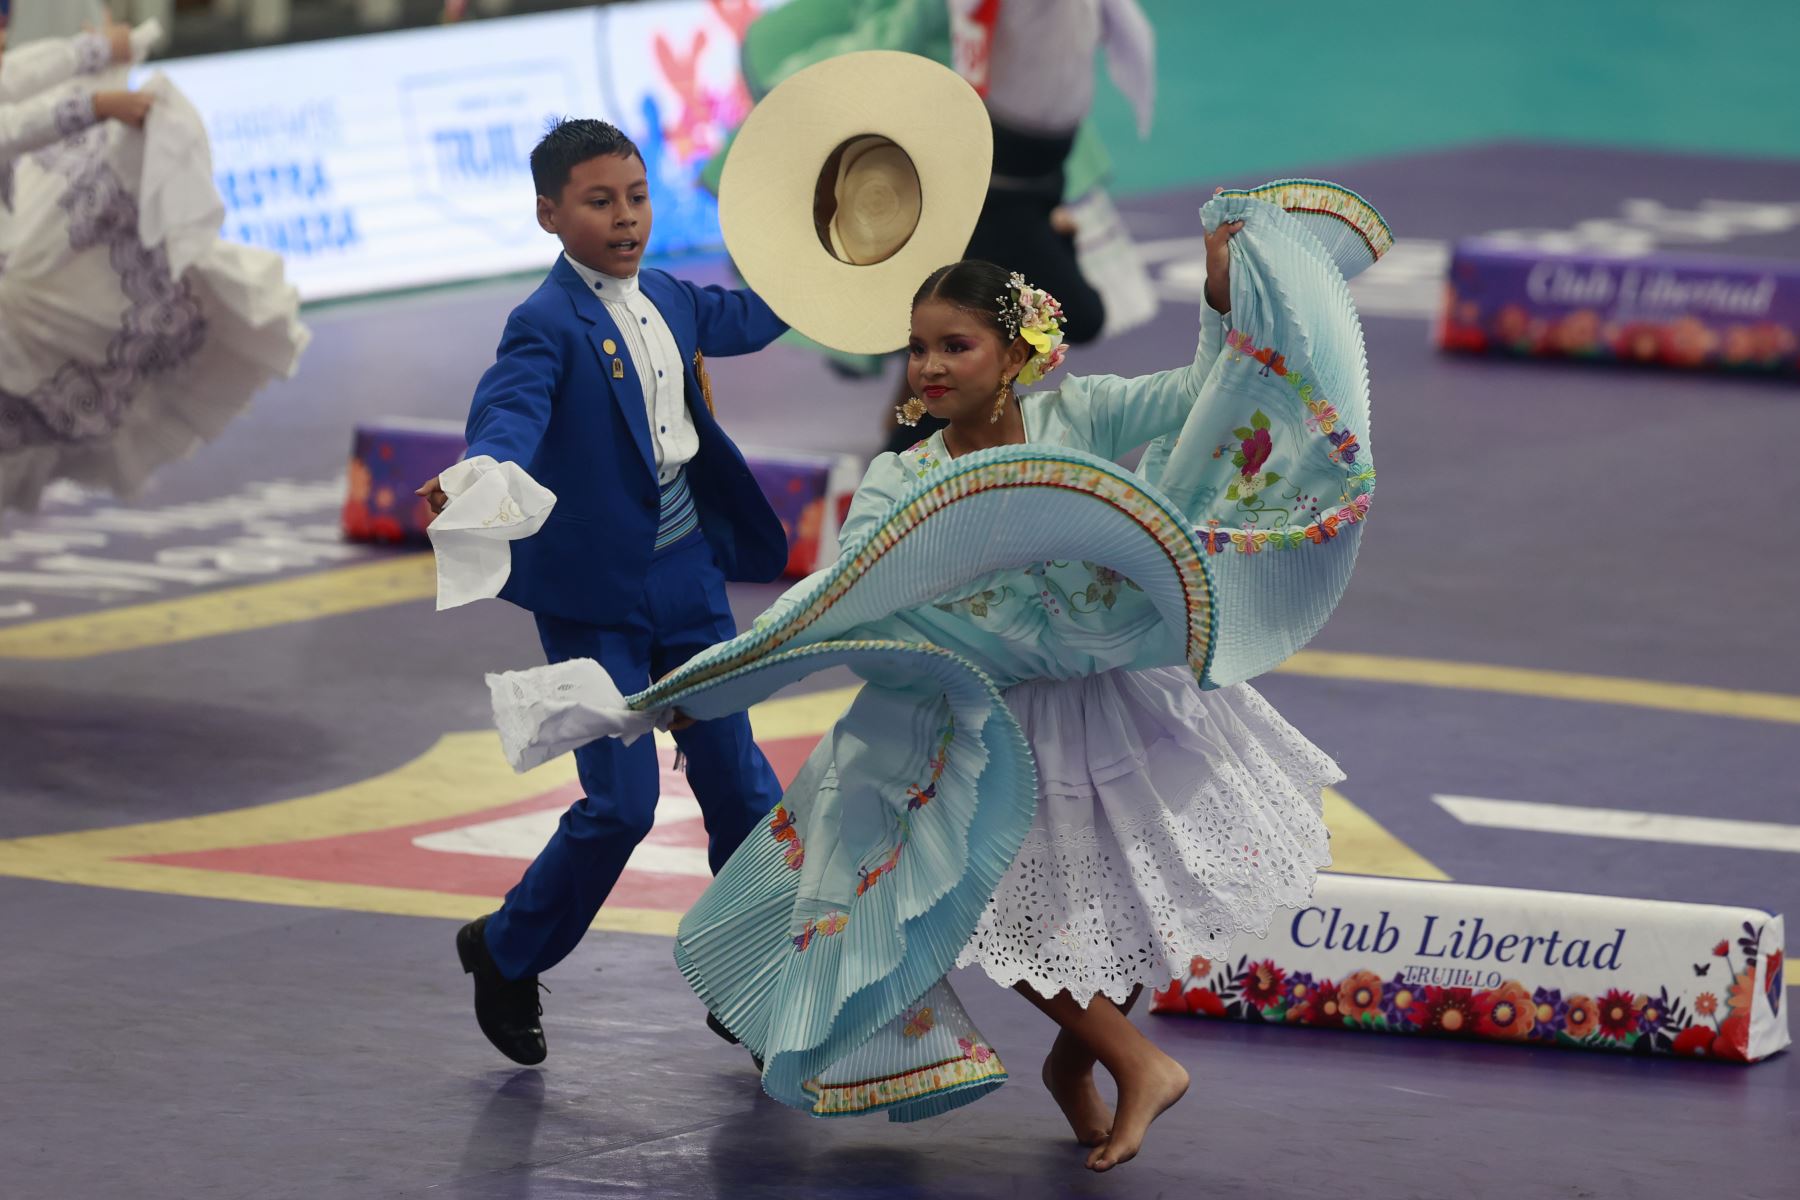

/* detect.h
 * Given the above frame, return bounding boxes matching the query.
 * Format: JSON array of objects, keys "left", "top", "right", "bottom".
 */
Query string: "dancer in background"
[
  {"left": 909, "top": 0, "right": 1160, "bottom": 452},
  {"left": 0, "top": 10, "right": 148, "bottom": 151},
  {"left": 698, "top": 0, "right": 1158, "bottom": 452},
  {"left": 0, "top": 14, "right": 308, "bottom": 515}
]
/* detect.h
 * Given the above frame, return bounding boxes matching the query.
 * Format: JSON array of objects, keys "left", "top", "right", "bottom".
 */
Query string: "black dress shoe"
[
  {"left": 456, "top": 916, "right": 547, "bottom": 1065},
  {"left": 706, "top": 1011, "right": 763, "bottom": 1072}
]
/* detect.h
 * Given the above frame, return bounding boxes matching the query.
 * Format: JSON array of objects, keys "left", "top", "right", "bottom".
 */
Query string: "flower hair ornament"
[
  {"left": 895, "top": 270, "right": 1071, "bottom": 428},
  {"left": 1003, "top": 272, "right": 1068, "bottom": 385}
]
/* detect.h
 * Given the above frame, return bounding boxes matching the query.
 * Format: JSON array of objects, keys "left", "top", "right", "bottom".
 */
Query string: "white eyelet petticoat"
[{"left": 956, "top": 667, "right": 1339, "bottom": 1005}]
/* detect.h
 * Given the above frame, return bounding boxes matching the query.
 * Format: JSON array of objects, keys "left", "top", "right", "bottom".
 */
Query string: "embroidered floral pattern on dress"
[
  {"left": 640, "top": 452, "right": 1218, "bottom": 702},
  {"left": 933, "top": 586, "right": 1013, "bottom": 618},
  {"left": 1221, "top": 408, "right": 1281, "bottom": 505},
  {"left": 1198, "top": 331, "right": 1375, "bottom": 541},
  {"left": 52, "top": 95, "right": 95, "bottom": 138},
  {"left": 0, "top": 136, "right": 208, "bottom": 453},
  {"left": 898, "top": 440, "right": 942, "bottom": 479},
  {"left": 856, "top": 717, "right": 955, "bottom": 897},
  {"left": 1069, "top": 562, "right": 1141, "bottom": 613},
  {"left": 72, "top": 32, "right": 111, "bottom": 74},
  {"left": 1022, "top": 560, "right": 1065, "bottom": 616}
]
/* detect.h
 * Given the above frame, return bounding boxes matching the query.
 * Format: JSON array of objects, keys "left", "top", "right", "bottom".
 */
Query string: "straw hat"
[{"left": 718, "top": 50, "right": 993, "bottom": 355}]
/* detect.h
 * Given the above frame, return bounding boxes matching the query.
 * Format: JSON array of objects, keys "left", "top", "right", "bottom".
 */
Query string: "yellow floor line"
[
  {"left": 1, "top": 731, "right": 571, "bottom": 859},
  {"left": 1320, "top": 787, "right": 1448, "bottom": 881},
  {"left": 1275, "top": 650, "right": 1800, "bottom": 726},
  {"left": 0, "top": 694, "right": 1445, "bottom": 926},
  {"left": 0, "top": 555, "right": 435, "bottom": 659},
  {"left": 5, "top": 558, "right": 1795, "bottom": 731},
  {"left": 0, "top": 850, "right": 680, "bottom": 935}
]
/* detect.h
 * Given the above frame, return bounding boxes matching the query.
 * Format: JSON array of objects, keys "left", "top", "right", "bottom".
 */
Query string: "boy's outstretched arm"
[
  {"left": 421, "top": 314, "right": 562, "bottom": 512},
  {"left": 465, "top": 314, "right": 563, "bottom": 465},
  {"left": 682, "top": 280, "right": 788, "bottom": 357}
]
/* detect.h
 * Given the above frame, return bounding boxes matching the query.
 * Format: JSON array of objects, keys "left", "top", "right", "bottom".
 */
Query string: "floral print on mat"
[{"left": 1150, "top": 924, "right": 1775, "bottom": 1061}]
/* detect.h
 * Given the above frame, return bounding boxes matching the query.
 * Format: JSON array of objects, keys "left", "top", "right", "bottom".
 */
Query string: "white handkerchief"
[
  {"left": 136, "top": 72, "right": 223, "bottom": 277},
  {"left": 428, "top": 455, "right": 556, "bottom": 611},
  {"left": 487, "top": 658, "right": 670, "bottom": 772},
  {"left": 130, "top": 20, "right": 166, "bottom": 63}
]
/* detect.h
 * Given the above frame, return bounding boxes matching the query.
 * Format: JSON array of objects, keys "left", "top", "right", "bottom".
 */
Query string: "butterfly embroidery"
[
  {"left": 769, "top": 806, "right": 805, "bottom": 870},
  {"left": 1255, "top": 347, "right": 1287, "bottom": 377},
  {"left": 1327, "top": 429, "right": 1361, "bottom": 464},
  {"left": 1198, "top": 519, "right": 1231, "bottom": 555},
  {"left": 1337, "top": 494, "right": 1371, "bottom": 524},
  {"left": 1305, "top": 513, "right": 1341, "bottom": 544},
  {"left": 1305, "top": 400, "right": 1339, "bottom": 433},
  {"left": 906, "top": 781, "right": 937, "bottom": 811},
  {"left": 902, "top": 1008, "right": 936, "bottom": 1039},
  {"left": 958, "top": 1038, "right": 994, "bottom": 1063},
  {"left": 792, "top": 911, "right": 848, "bottom": 951},
  {"left": 1231, "top": 524, "right": 1269, "bottom": 554}
]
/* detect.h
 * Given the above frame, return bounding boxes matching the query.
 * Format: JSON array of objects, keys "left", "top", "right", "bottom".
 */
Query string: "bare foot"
[
  {"left": 1041, "top": 1039, "right": 1112, "bottom": 1147},
  {"left": 1050, "top": 205, "right": 1078, "bottom": 237},
  {"left": 1085, "top": 1050, "right": 1188, "bottom": 1172}
]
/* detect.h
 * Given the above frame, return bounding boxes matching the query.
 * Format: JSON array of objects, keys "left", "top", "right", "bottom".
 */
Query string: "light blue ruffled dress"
[{"left": 490, "top": 182, "right": 1388, "bottom": 1122}]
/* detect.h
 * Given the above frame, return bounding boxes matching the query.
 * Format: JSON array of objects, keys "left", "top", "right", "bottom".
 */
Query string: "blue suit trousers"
[{"left": 483, "top": 531, "right": 783, "bottom": 979}]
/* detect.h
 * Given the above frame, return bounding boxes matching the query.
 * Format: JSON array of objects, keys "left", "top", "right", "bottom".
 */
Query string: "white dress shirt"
[
  {"left": 983, "top": 0, "right": 1101, "bottom": 135},
  {"left": 952, "top": 0, "right": 1156, "bottom": 139},
  {"left": 564, "top": 253, "right": 696, "bottom": 486}
]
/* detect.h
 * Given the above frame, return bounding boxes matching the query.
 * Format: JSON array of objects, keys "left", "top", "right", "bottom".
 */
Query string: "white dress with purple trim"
[
  {"left": 0, "top": 36, "right": 307, "bottom": 514},
  {"left": 486, "top": 181, "right": 1390, "bottom": 1121}
]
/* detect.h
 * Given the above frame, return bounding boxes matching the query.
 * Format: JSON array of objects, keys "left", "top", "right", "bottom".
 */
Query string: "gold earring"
[
  {"left": 895, "top": 396, "right": 927, "bottom": 427},
  {"left": 989, "top": 378, "right": 1014, "bottom": 424}
]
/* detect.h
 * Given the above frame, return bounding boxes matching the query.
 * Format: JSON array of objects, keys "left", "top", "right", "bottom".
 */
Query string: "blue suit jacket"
[{"left": 464, "top": 258, "right": 790, "bottom": 627}]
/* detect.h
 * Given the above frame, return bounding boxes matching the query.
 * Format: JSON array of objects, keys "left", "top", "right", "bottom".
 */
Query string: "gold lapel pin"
[
  {"left": 602, "top": 338, "right": 617, "bottom": 355},
  {"left": 611, "top": 357, "right": 625, "bottom": 379}
]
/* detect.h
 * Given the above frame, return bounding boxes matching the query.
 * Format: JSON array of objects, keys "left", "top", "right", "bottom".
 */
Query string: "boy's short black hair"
[{"left": 531, "top": 118, "right": 643, "bottom": 200}]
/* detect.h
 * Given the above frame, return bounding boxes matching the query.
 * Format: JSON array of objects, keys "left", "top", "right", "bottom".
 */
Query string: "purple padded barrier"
[
  {"left": 342, "top": 422, "right": 851, "bottom": 576},
  {"left": 1438, "top": 241, "right": 1800, "bottom": 378}
]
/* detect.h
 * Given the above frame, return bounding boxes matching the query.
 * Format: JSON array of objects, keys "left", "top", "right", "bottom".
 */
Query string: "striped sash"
[{"left": 654, "top": 469, "right": 699, "bottom": 551}]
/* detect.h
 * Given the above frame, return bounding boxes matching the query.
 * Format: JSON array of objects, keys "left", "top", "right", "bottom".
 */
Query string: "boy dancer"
[{"left": 418, "top": 119, "right": 788, "bottom": 1065}]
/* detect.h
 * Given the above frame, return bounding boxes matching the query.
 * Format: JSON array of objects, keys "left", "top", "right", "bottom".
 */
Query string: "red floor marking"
[{"left": 129, "top": 733, "right": 824, "bottom": 912}]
